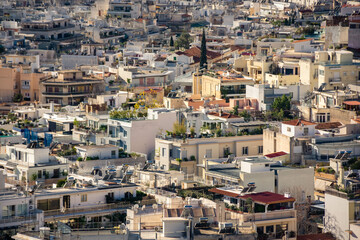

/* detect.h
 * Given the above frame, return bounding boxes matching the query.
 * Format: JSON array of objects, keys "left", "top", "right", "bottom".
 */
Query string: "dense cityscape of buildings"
[{"left": 0, "top": 0, "right": 359, "bottom": 239}]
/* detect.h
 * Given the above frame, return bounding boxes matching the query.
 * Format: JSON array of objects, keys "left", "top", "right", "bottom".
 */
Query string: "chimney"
[
  {"left": 337, "top": 164, "right": 345, "bottom": 188},
  {"left": 50, "top": 102, "right": 54, "bottom": 113}
]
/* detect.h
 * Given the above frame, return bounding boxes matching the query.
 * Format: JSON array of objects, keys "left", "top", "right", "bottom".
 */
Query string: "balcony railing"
[
  {"left": 0, "top": 213, "right": 38, "bottom": 226},
  {"left": 329, "top": 78, "right": 341, "bottom": 83},
  {"left": 21, "top": 24, "right": 76, "bottom": 31},
  {"left": 42, "top": 92, "right": 91, "bottom": 96},
  {"left": 240, "top": 210, "right": 296, "bottom": 222},
  {"left": 43, "top": 199, "right": 156, "bottom": 219}
]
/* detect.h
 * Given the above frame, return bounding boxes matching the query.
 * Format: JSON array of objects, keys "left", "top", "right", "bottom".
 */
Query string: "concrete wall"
[
  {"left": 277, "top": 167, "right": 314, "bottom": 200},
  {"left": 240, "top": 171, "right": 275, "bottom": 192},
  {"left": 324, "top": 193, "right": 350, "bottom": 240}
]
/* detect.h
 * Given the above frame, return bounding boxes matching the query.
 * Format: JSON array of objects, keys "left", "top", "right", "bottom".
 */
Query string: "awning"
[
  {"left": 315, "top": 179, "right": 333, "bottom": 191},
  {"left": 344, "top": 101, "right": 360, "bottom": 106}
]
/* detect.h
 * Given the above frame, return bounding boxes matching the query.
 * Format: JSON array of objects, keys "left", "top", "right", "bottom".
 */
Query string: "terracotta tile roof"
[
  {"left": 209, "top": 188, "right": 240, "bottom": 198},
  {"left": 207, "top": 111, "right": 240, "bottom": 119},
  {"left": 282, "top": 119, "right": 316, "bottom": 126},
  {"left": 315, "top": 122, "right": 342, "bottom": 130},
  {"left": 230, "top": 45, "right": 245, "bottom": 52},
  {"left": 297, "top": 233, "right": 335, "bottom": 240},
  {"left": 238, "top": 192, "right": 295, "bottom": 205},
  {"left": 293, "top": 38, "right": 313, "bottom": 44},
  {"left": 182, "top": 47, "right": 221, "bottom": 60},
  {"left": 344, "top": 100, "right": 360, "bottom": 106},
  {"left": 187, "top": 99, "right": 229, "bottom": 110},
  {"left": 264, "top": 151, "right": 288, "bottom": 159}
]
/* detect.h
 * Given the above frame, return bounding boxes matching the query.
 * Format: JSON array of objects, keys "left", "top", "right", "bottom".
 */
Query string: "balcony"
[
  {"left": 22, "top": 24, "right": 76, "bottom": 31},
  {"left": 230, "top": 209, "right": 296, "bottom": 223},
  {"left": 0, "top": 212, "right": 38, "bottom": 228},
  {"left": 43, "top": 199, "right": 156, "bottom": 221},
  {"left": 329, "top": 78, "right": 341, "bottom": 84},
  {"left": 42, "top": 91, "right": 91, "bottom": 96}
]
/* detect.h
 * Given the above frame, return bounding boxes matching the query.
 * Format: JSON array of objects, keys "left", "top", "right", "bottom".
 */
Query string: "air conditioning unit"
[{"left": 29, "top": 205, "right": 35, "bottom": 211}]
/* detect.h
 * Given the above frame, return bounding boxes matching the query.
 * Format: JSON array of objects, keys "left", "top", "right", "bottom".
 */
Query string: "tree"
[
  {"left": 12, "top": 93, "right": 23, "bottom": 102},
  {"left": 239, "top": 110, "right": 251, "bottom": 121},
  {"left": 73, "top": 118, "right": 80, "bottom": 128},
  {"left": 271, "top": 95, "right": 292, "bottom": 120},
  {"left": 200, "top": 28, "right": 207, "bottom": 69},
  {"left": 31, "top": 173, "right": 37, "bottom": 181},
  {"left": 173, "top": 120, "right": 186, "bottom": 136},
  {"left": 284, "top": 19, "right": 289, "bottom": 26},
  {"left": 232, "top": 105, "right": 239, "bottom": 116},
  {"left": 169, "top": 36, "right": 174, "bottom": 47},
  {"left": 57, "top": 179, "right": 66, "bottom": 188},
  {"left": 175, "top": 32, "right": 191, "bottom": 50},
  {"left": 245, "top": 198, "right": 253, "bottom": 213}
]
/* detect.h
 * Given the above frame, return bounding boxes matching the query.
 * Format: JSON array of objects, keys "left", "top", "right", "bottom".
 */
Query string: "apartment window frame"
[
  {"left": 81, "top": 194, "right": 87, "bottom": 202},
  {"left": 242, "top": 146, "right": 248, "bottom": 156},
  {"left": 258, "top": 146, "right": 263, "bottom": 154}
]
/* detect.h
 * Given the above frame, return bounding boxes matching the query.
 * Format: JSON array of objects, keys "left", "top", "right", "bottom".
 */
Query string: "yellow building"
[
  {"left": 155, "top": 134, "right": 263, "bottom": 177},
  {"left": 192, "top": 71, "right": 254, "bottom": 100},
  {"left": 233, "top": 55, "right": 272, "bottom": 83},
  {"left": 300, "top": 51, "right": 360, "bottom": 91}
]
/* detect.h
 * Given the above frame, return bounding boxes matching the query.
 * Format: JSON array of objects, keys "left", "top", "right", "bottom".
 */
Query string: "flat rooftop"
[{"left": 76, "top": 144, "right": 117, "bottom": 150}]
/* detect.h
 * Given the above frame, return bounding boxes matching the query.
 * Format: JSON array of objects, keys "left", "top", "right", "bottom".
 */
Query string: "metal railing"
[
  {"left": 0, "top": 213, "right": 37, "bottom": 226},
  {"left": 43, "top": 199, "right": 157, "bottom": 218},
  {"left": 44, "top": 202, "right": 130, "bottom": 218}
]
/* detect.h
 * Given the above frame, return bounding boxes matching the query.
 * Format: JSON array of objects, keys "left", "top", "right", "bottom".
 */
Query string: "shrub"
[{"left": 57, "top": 179, "right": 66, "bottom": 188}]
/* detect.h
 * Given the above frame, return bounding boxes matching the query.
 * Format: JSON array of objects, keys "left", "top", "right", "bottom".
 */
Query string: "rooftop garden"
[
  {"left": 14, "top": 118, "right": 46, "bottom": 129},
  {"left": 109, "top": 109, "right": 147, "bottom": 120}
]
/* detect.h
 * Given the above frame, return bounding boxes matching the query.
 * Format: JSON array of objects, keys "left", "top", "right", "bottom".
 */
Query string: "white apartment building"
[{"left": 106, "top": 108, "right": 178, "bottom": 157}]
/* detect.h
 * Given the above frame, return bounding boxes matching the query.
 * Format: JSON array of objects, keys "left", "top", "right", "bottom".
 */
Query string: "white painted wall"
[{"left": 324, "top": 193, "right": 350, "bottom": 240}]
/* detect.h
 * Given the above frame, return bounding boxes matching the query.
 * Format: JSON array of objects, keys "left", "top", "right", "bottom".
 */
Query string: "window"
[
  {"left": 162, "top": 148, "right": 165, "bottom": 157},
  {"left": 205, "top": 149, "right": 212, "bottom": 158},
  {"left": 343, "top": 72, "right": 347, "bottom": 76},
  {"left": 258, "top": 146, "right": 263, "bottom": 154},
  {"left": 242, "top": 147, "right": 248, "bottom": 155},
  {"left": 81, "top": 194, "right": 87, "bottom": 202},
  {"left": 111, "top": 150, "right": 116, "bottom": 157},
  {"left": 287, "top": 127, "right": 291, "bottom": 132},
  {"left": 2, "top": 205, "right": 15, "bottom": 218},
  {"left": 319, "top": 70, "right": 324, "bottom": 76},
  {"left": 266, "top": 225, "right": 274, "bottom": 233},
  {"left": 304, "top": 128, "right": 309, "bottom": 136},
  {"left": 123, "top": 130, "right": 127, "bottom": 137}
]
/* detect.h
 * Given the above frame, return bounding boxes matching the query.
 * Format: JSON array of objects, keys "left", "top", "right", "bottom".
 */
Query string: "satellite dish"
[
  {"left": 142, "top": 205, "right": 146, "bottom": 211},
  {"left": 120, "top": 223, "right": 126, "bottom": 230},
  {"left": 133, "top": 204, "right": 139, "bottom": 210},
  {"left": 152, "top": 204, "right": 158, "bottom": 210}
]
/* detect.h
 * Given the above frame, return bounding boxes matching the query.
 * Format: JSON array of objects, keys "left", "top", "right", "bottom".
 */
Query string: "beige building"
[
  {"left": 233, "top": 55, "right": 272, "bottom": 83},
  {"left": 0, "top": 67, "right": 20, "bottom": 102},
  {"left": 300, "top": 51, "right": 360, "bottom": 91},
  {"left": 192, "top": 71, "right": 254, "bottom": 100},
  {"left": 155, "top": 134, "right": 263, "bottom": 177},
  {"left": 0, "top": 65, "right": 46, "bottom": 102},
  {"left": 40, "top": 70, "right": 105, "bottom": 105}
]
